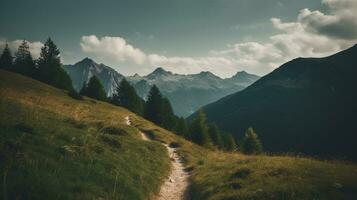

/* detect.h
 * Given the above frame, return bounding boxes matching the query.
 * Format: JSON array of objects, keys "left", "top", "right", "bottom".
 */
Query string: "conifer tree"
[
  {"left": 37, "top": 37, "right": 73, "bottom": 90},
  {"left": 144, "top": 85, "right": 164, "bottom": 125},
  {"left": 112, "top": 78, "right": 144, "bottom": 115},
  {"left": 222, "top": 132, "right": 237, "bottom": 152},
  {"left": 242, "top": 127, "right": 263, "bottom": 154},
  {"left": 0, "top": 43, "right": 13, "bottom": 70},
  {"left": 174, "top": 117, "right": 189, "bottom": 137},
  {"left": 13, "top": 40, "right": 36, "bottom": 77},
  {"left": 189, "top": 109, "right": 211, "bottom": 147},
  {"left": 80, "top": 76, "right": 107, "bottom": 101},
  {"left": 161, "top": 97, "right": 176, "bottom": 130},
  {"left": 144, "top": 85, "right": 179, "bottom": 131},
  {"left": 208, "top": 123, "right": 224, "bottom": 149}
]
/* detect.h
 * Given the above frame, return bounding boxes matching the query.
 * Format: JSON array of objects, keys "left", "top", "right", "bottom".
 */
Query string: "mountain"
[
  {"left": 226, "top": 71, "right": 260, "bottom": 87},
  {"left": 63, "top": 58, "right": 124, "bottom": 96},
  {"left": 127, "top": 68, "right": 260, "bottom": 117},
  {"left": 199, "top": 44, "right": 357, "bottom": 159},
  {"left": 64, "top": 59, "right": 260, "bottom": 117},
  {"left": 2, "top": 69, "right": 357, "bottom": 200}
]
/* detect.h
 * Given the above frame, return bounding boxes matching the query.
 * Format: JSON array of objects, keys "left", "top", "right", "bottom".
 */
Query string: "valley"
[
  {"left": 1, "top": 70, "right": 357, "bottom": 199},
  {"left": 1, "top": 0, "right": 357, "bottom": 198}
]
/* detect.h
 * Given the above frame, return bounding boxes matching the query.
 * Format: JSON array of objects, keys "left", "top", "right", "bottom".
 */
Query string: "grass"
[
  {"left": 131, "top": 108, "right": 357, "bottom": 200},
  {"left": 1, "top": 70, "right": 357, "bottom": 200},
  {"left": 0, "top": 70, "right": 170, "bottom": 200}
]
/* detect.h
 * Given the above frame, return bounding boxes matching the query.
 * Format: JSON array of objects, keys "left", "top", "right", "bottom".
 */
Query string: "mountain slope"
[
  {"left": 200, "top": 44, "right": 357, "bottom": 159},
  {"left": 63, "top": 58, "right": 124, "bottom": 96},
  {"left": 0, "top": 70, "right": 169, "bottom": 199},
  {"left": 1, "top": 70, "right": 357, "bottom": 200}
]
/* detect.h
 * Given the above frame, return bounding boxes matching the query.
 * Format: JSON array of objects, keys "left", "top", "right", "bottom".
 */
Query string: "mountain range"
[
  {"left": 64, "top": 59, "right": 260, "bottom": 117},
  {"left": 199, "top": 44, "right": 357, "bottom": 159}
]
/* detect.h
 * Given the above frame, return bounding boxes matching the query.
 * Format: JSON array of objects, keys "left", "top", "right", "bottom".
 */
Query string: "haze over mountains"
[
  {"left": 64, "top": 59, "right": 260, "bottom": 116},
  {"left": 199, "top": 44, "right": 357, "bottom": 159}
]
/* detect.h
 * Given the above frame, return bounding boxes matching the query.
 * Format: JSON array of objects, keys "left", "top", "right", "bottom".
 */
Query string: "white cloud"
[
  {"left": 0, "top": 39, "right": 43, "bottom": 59},
  {"left": 298, "top": 0, "right": 357, "bottom": 40},
  {"left": 80, "top": 35, "right": 146, "bottom": 64},
  {"left": 213, "top": 0, "right": 356, "bottom": 75},
  {"left": 80, "top": 0, "right": 357, "bottom": 77},
  {"left": 80, "top": 35, "right": 237, "bottom": 77}
]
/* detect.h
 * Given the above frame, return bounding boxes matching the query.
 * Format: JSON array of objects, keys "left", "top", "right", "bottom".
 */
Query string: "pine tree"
[
  {"left": 208, "top": 123, "right": 224, "bottom": 149},
  {"left": 144, "top": 85, "right": 164, "bottom": 125},
  {"left": 13, "top": 40, "right": 36, "bottom": 77},
  {"left": 242, "top": 127, "right": 263, "bottom": 154},
  {"left": 112, "top": 78, "right": 144, "bottom": 115},
  {"left": 161, "top": 97, "right": 176, "bottom": 130},
  {"left": 222, "top": 132, "right": 237, "bottom": 152},
  {"left": 174, "top": 117, "right": 189, "bottom": 137},
  {"left": 144, "top": 85, "right": 179, "bottom": 131},
  {"left": 80, "top": 76, "right": 107, "bottom": 101},
  {"left": 37, "top": 37, "right": 73, "bottom": 90},
  {"left": 189, "top": 109, "right": 211, "bottom": 147},
  {"left": 0, "top": 43, "right": 13, "bottom": 70}
]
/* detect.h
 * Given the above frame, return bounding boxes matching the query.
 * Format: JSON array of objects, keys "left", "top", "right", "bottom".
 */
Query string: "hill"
[
  {"left": 200, "top": 44, "right": 357, "bottom": 159},
  {"left": 0, "top": 70, "right": 169, "bottom": 199},
  {"left": 64, "top": 59, "right": 260, "bottom": 117},
  {"left": 1, "top": 70, "right": 357, "bottom": 199}
]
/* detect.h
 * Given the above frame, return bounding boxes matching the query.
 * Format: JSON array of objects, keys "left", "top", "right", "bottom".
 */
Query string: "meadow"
[{"left": 1, "top": 70, "right": 357, "bottom": 200}]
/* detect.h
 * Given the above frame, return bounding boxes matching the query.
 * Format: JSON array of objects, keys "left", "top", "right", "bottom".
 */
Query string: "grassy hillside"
[
  {"left": 1, "top": 70, "right": 357, "bottom": 200},
  {"left": 133, "top": 122, "right": 357, "bottom": 200},
  {"left": 0, "top": 70, "right": 171, "bottom": 199}
]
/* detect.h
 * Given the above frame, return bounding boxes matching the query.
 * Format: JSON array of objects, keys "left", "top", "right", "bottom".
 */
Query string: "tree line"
[
  {"left": 0, "top": 38, "right": 263, "bottom": 154},
  {"left": 108, "top": 76, "right": 263, "bottom": 154},
  {"left": 0, "top": 38, "right": 74, "bottom": 92}
]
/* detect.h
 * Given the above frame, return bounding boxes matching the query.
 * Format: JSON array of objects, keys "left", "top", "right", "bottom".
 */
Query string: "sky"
[{"left": 0, "top": 0, "right": 356, "bottom": 77}]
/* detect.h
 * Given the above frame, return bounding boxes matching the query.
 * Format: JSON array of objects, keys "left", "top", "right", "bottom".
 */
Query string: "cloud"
[
  {"left": 80, "top": 35, "right": 237, "bottom": 77},
  {"left": 0, "top": 39, "right": 43, "bottom": 59},
  {"left": 80, "top": 35, "right": 146, "bottom": 64},
  {"left": 298, "top": 0, "right": 357, "bottom": 40},
  {"left": 213, "top": 0, "right": 356, "bottom": 75},
  {"left": 80, "top": 0, "right": 357, "bottom": 77}
]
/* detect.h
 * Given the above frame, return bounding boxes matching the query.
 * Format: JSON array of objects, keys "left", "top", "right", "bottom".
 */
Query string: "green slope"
[
  {"left": 200, "top": 44, "right": 357, "bottom": 159},
  {"left": 1, "top": 70, "right": 357, "bottom": 200},
  {"left": 0, "top": 70, "right": 170, "bottom": 199}
]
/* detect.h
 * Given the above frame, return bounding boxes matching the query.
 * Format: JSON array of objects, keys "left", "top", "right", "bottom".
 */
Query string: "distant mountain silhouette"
[
  {"left": 199, "top": 44, "right": 357, "bottom": 159},
  {"left": 127, "top": 67, "right": 259, "bottom": 116},
  {"left": 64, "top": 60, "right": 260, "bottom": 117}
]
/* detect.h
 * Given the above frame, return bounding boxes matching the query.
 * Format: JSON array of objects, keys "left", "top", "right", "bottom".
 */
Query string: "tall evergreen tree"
[
  {"left": 112, "top": 78, "right": 144, "bottom": 115},
  {"left": 0, "top": 43, "right": 13, "bottom": 70},
  {"left": 174, "top": 117, "right": 189, "bottom": 138},
  {"left": 144, "top": 85, "right": 164, "bottom": 125},
  {"left": 242, "top": 127, "right": 263, "bottom": 155},
  {"left": 13, "top": 40, "right": 36, "bottom": 77},
  {"left": 37, "top": 37, "right": 73, "bottom": 90},
  {"left": 80, "top": 76, "right": 107, "bottom": 101},
  {"left": 222, "top": 132, "right": 237, "bottom": 152},
  {"left": 208, "top": 123, "right": 224, "bottom": 149},
  {"left": 189, "top": 109, "right": 212, "bottom": 147},
  {"left": 144, "top": 85, "right": 179, "bottom": 131},
  {"left": 161, "top": 97, "right": 176, "bottom": 130}
]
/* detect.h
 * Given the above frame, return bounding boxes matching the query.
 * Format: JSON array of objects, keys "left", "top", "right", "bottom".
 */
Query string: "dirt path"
[{"left": 124, "top": 116, "right": 190, "bottom": 200}]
